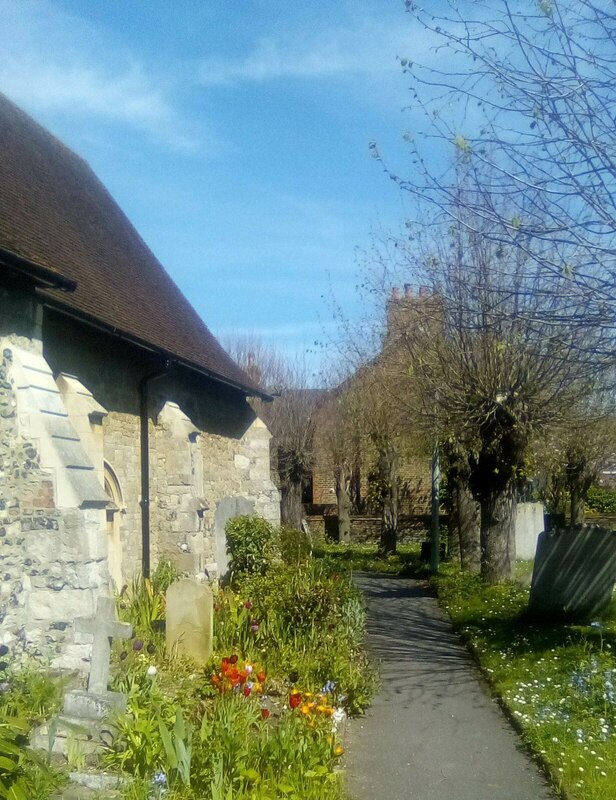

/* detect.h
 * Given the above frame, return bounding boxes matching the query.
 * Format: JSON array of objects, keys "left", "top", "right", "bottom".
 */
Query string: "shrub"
[
  {"left": 586, "top": 486, "right": 616, "bottom": 514},
  {"left": 225, "top": 516, "right": 278, "bottom": 578},
  {"left": 278, "top": 525, "right": 312, "bottom": 565}
]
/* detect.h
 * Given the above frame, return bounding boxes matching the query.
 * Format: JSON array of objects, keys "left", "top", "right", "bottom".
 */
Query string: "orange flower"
[{"left": 257, "top": 670, "right": 266, "bottom": 683}]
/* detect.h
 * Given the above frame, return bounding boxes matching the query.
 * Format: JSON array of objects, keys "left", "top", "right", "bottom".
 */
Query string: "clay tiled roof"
[{"left": 0, "top": 93, "right": 265, "bottom": 397}]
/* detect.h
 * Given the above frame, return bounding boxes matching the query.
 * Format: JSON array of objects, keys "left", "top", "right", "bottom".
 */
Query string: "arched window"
[{"left": 104, "top": 461, "right": 124, "bottom": 589}]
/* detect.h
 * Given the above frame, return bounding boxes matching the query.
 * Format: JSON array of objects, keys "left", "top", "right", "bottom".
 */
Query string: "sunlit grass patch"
[{"left": 313, "top": 542, "right": 426, "bottom": 576}]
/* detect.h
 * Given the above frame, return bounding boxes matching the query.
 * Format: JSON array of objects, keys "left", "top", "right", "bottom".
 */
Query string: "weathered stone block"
[
  {"left": 63, "top": 689, "right": 127, "bottom": 720},
  {"left": 166, "top": 578, "right": 213, "bottom": 665}
]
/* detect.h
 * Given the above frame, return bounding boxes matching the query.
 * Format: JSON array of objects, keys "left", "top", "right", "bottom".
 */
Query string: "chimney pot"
[
  {"left": 391, "top": 286, "right": 400, "bottom": 300},
  {"left": 418, "top": 285, "right": 429, "bottom": 298},
  {"left": 404, "top": 284, "right": 413, "bottom": 298}
]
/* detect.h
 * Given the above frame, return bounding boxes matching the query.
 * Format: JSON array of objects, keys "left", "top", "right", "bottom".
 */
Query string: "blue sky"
[{"left": 0, "top": 0, "right": 431, "bottom": 362}]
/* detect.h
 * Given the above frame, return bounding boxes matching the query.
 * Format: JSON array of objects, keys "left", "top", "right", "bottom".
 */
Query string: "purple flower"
[{"left": 132, "top": 639, "right": 144, "bottom": 652}]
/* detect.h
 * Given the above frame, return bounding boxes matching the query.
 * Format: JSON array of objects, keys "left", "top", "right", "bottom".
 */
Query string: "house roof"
[{"left": 0, "top": 92, "right": 266, "bottom": 398}]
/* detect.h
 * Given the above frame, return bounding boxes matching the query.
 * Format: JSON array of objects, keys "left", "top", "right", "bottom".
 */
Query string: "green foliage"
[
  {"left": 586, "top": 486, "right": 616, "bottom": 515},
  {"left": 151, "top": 560, "right": 182, "bottom": 594},
  {"left": 192, "top": 694, "right": 342, "bottom": 799},
  {"left": 117, "top": 575, "right": 166, "bottom": 639},
  {"left": 278, "top": 525, "right": 312, "bottom": 565},
  {"left": 103, "top": 670, "right": 178, "bottom": 778},
  {"left": 0, "top": 666, "right": 61, "bottom": 724},
  {"left": 0, "top": 714, "right": 32, "bottom": 800},
  {"left": 159, "top": 708, "right": 192, "bottom": 787},
  {"left": 0, "top": 663, "right": 64, "bottom": 800},
  {"left": 225, "top": 516, "right": 278, "bottom": 579}
]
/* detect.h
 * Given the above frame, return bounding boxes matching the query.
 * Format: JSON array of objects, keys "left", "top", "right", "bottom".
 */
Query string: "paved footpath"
[{"left": 346, "top": 573, "right": 556, "bottom": 800}]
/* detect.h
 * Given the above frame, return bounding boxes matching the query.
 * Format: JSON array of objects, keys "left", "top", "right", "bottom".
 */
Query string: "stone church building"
[{"left": 0, "top": 93, "right": 279, "bottom": 669}]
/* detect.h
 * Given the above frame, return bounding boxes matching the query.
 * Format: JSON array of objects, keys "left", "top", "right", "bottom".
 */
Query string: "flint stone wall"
[{"left": 0, "top": 289, "right": 108, "bottom": 670}]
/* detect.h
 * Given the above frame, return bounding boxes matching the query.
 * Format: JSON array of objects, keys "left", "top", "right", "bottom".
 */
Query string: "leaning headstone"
[
  {"left": 31, "top": 596, "right": 132, "bottom": 758},
  {"left": 166, "top": 578, "right": 213, "bottom": 665},
  {"left": 529, "top": 524, "right": 616, "bottom": 620}
]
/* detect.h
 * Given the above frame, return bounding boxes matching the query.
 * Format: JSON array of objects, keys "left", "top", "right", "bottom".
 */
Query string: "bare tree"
[
  {"left": 535, "top": 415, "right": 616, "bottom": 524},
  {"left": 367, "top": 178, "right": 600, "bottom": 581},
  {"left": 381, "top": 0, "right": 616, "bottom": 359},
  {"left": 317, "top": 385, "right": 363, "bottom": 543},
  {"left": 222, "top": 335, "right": 319, "bottom": 530},
  {"left": 442, "top": 440, "right": 481, "bottom": 573}
]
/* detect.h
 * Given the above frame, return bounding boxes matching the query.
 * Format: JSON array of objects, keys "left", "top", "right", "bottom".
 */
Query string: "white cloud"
[
  {"left": 0, "top": 0, "right": 196, "bottom": 152},
  {"left": 199, "top": 18, "right": 415, "bottom": 86}
]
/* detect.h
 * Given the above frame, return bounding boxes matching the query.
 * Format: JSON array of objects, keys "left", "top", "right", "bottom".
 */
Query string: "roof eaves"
[
  {"left": 0, "top": 246, "right": 77, "bottom": 292},
  {"left": 39, "top": 292, "right": 273, "bottom": 402}
]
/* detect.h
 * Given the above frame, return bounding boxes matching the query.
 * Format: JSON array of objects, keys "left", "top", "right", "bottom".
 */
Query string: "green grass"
[
  {"left": 313, "top": 542, "right": 427, "bottom": 576},
  {"left": 435, "top": 566, "right": 616, "bottom": 800}
]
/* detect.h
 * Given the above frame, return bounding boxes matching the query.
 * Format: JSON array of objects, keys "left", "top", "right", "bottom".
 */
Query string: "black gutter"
[
  {"left": 139, "top": 361, "right": 173, "bottom": 578},
  {"left": 0, "top": 246, "right": 76, "bottom": 292}
]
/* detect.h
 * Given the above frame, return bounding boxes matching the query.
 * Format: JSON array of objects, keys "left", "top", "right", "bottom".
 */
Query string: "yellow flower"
[{"left": 334, "top": 745, "right": 344, "bottom": 757}]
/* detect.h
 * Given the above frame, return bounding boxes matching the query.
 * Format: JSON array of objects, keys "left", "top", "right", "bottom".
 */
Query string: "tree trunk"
[
  {"left": 480, "top": 485, "right": 517, "bottom": 583},
  {"left": 570, "top": 490, "right": 586, "bottom": 525},
  {"left": 335, "top": 464, "right": 352, "bottom": 543},
  {"left": 458, "top": 484, "right": 481, "bottom": 573},
  {"left": 280, "top": 477, "right": 303, "bottom": 530},
  {"left": 379, "top": 445, "right": 399, "bottom": 555}
]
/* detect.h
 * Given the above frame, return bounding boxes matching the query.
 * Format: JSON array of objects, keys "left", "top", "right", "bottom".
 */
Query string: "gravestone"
[
  {"left": 529, "top": 524, "right": 616, "bottom": 620},
  {"left": 214, "top": 496, "right": 255, "bottom": 576},
  {"left": 515, "top": 502, "right": 544, "bottom": 560},
  {"left": 166, "top": 578, "right": 213, "bottom": 665},
  {"left": 31, "top": 596, "right": 132, "bottom": 757}
]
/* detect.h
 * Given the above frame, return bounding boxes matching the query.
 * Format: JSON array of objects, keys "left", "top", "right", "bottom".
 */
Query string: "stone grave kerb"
[{"left": 74, "top": 596, "right": 132, "bottom": 697}]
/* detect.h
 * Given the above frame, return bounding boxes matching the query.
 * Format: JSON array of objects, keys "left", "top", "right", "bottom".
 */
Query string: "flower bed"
[{"left": 103, "top": 527, "right": 376, "bottom": 799}]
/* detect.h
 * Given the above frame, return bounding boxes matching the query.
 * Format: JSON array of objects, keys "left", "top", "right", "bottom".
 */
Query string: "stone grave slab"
[
  {"left": 529, "top": 524, "right": 616, "bottom": 620},
  {"left": 166, "top": 578, "right": 213, "bottom": 665}
]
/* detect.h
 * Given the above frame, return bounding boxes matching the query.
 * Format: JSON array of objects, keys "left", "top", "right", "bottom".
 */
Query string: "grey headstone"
[
  {"left": 74, "top": 596, "right": 132, "bottom": 696},
  {"left": 529, "top": 525, "right": 616, "bottom": 620},
  {"left": 214, "top": 495, "right": 254, "bottom": 576},
  {"left": 166, "top": 578, "right": 213, "bottom": 665}
]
